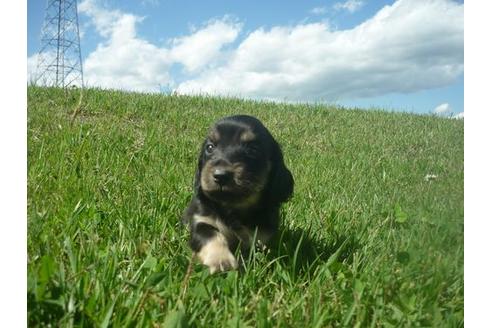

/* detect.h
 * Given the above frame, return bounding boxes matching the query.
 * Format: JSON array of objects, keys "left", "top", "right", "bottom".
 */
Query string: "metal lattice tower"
[{"left": 35, "top": 0, "right": 84, "bottom": 88}]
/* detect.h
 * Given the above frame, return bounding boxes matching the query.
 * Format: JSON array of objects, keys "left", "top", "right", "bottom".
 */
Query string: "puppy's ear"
[{"left": 266, "top": 141, "right": 294, "bottom": 204}]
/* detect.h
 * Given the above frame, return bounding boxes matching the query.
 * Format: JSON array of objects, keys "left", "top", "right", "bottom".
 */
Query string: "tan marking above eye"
[
  {"left": 208, "top": 128, "right": 220, "bottom": 143},
  {"left": 240, "top": 130, "right": 256, "bottom": 142}
]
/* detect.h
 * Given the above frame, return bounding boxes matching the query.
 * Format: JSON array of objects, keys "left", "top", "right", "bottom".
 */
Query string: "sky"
[{"left": 27, "top": 0, "right": 464, "bottom": 116}]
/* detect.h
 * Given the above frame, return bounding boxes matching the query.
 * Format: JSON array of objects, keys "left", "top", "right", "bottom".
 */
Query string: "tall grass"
[{"left": 27, "top": 86, "right": 463, "bottom": 327}]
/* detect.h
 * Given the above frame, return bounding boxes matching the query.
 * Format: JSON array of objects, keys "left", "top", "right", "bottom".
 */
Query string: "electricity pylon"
[{"left": 35, "top": 0, "right": 84, "bottom": 88}]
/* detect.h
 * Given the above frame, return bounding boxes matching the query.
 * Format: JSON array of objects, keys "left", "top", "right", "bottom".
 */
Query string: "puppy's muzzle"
[{"left": 213, "top": 167, "right": 233, "bottom": 186}]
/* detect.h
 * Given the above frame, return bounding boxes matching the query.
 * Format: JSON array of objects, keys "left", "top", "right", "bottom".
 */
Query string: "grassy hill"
[{"left": 27, "top": 86, "right": 464, "bottom": 327}]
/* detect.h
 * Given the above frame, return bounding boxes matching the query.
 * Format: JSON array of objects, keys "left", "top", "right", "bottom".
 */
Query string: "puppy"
[{"left": 182, "top": 115, "right": 294, "bottom": 273}]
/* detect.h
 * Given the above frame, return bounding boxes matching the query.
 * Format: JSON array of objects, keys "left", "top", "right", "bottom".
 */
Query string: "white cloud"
[
  {"left": 79, "top": 0, "right": 127, "bottom": 39},
  {"left": 310, "top": 7, "right": 329, "bottom": 15},
  {"left": 77, "top": 0, "right": 240, "bottom": 92},
  {"left": 177, "top": 0, "right": 464, "bottom": 102},
  {"left": 27, "top": 52, "right": 71, "bottom": 86},
  {"left": 433, "top": 103, "right": 452, "bottom": 115},
  {"left": 78, "top": 0, "right": 171, "bottom": 91},
  {"left": 453, "top": 112, "right": 464, "bottom": 119},
  {"left": 169, "top": 18, "right": 241, "bottom": 73},
  {"left": 333, "top": 0, "right": 365, "bottom": 13},
  {"left": 27, "top": 54, "right": 39, "bottom": 83},
  {"left": 30, "top": 0, "right": 463, "bottom": 103}
]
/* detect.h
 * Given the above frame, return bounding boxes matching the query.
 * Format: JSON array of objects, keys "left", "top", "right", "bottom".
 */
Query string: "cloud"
[
  {"left": 30, "top": 0, "right": 463, "bottom": 103},
  {"left": 27, "top": 54, "right": 39, "bottom": 83},
  {"left": 433, "top": 103, "right": 452, "bottom": 115},
  {"left": 310, "top": 7, "right": 329, "bottom": 15},
  {"left": 169, "top": 18, "right": 241, "bottom": 73},
  {"left": 333, "top": 0, "right": 365, "bottom": 13},
  {"left": 453, "top": 112, "right": 464, "bottom": 119},
  {"left": 78, "top": 0, "right": 128, "bottom": 39},
  {"left": 78, "top": 0, "right": 171, "bottom": 91},
  {"left": 77, "top": 0, "right": 239, "bottom": 92},
  {"left": 28, "top": 51, "right": 76, "bottom": 86},
  {"left": 177, "top": 0, "right": 464, "bottom": 102},
  {"left": 309, "top": 0, "right": 364, "bottom": 15}
]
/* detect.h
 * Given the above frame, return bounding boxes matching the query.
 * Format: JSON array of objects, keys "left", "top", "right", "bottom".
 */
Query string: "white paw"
[{"left": 197, "top": 235, "right": 238, "bottom": 273}]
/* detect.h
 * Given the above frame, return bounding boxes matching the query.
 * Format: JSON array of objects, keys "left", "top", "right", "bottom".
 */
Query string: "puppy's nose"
[{"left": 213, "top": 168, "right": 233, "bottom": 186}]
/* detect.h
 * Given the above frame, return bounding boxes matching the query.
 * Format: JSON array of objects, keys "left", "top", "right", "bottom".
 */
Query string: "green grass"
[{"left": 27, "top": 86, "right": 463, "bottom": 327}]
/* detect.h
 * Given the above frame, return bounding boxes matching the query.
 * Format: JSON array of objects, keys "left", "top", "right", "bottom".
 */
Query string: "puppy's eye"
[{"left": 205, "top": 144, "right": 215, "bottom": 154}]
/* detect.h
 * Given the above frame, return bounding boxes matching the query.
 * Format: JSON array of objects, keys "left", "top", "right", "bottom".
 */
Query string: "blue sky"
[{"left": 27, "top": 0, "right": 464, "bottom": 115}]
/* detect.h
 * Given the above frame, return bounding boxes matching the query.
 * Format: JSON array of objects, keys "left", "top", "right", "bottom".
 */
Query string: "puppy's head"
[{"left": 195, "top": 115, "right": 293, "bottom": 208}]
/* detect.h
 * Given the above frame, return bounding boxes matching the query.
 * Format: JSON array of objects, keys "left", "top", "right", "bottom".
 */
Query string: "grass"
[{"left": 27, "top": 86, "right": 463, "bottom": 327}]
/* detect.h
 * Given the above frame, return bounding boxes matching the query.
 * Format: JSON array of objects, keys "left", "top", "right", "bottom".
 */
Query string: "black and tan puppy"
[{"left": 182, "top": 115, "right": 294, "bottom": 273}]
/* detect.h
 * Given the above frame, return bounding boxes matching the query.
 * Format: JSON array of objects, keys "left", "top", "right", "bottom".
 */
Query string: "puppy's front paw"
[
  {"left": 197, "top": 236, "right": 238, "bottom": 273},
  {"left": 202, "top": 249, "right": 238, "bottom": 274}
]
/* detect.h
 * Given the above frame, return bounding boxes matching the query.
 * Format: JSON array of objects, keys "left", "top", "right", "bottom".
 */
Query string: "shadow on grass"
[{"left": 265, "top": 226, "right": 360, "bottom": 276}]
